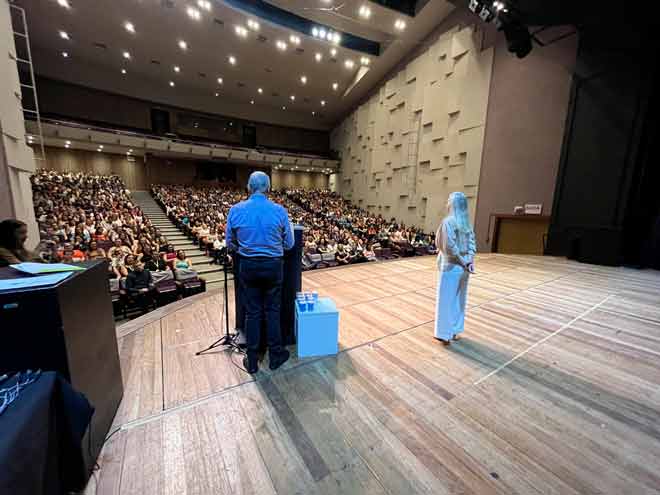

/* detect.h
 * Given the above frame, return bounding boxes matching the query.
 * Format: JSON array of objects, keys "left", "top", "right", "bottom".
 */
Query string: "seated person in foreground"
[
  {"left": 124, "top": 262, "right": 154, "bottom": 313},
  {"left": 0, "top": 219, "right": 43, "bottom": 267}
]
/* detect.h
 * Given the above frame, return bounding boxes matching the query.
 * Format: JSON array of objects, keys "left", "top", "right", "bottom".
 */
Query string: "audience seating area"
[
  {"left": 151, "top": 184, "right": 438, "bottom": 270},
  {"left": 30, "top": 170, "right": 205, "bottom": 320}
]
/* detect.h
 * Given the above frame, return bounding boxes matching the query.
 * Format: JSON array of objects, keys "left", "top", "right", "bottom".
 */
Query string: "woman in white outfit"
[{"left": 434, "top": 192, "right": 476, "bottom": 345}]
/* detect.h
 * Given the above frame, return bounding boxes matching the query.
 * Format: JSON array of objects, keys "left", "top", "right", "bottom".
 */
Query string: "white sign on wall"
[{"left": 524, "top": 203, "right": 543, "bottom": 215}]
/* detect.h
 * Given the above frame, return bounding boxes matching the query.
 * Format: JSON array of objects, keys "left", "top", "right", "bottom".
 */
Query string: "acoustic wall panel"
[{"left": 331, "top": 25, "right": 493, "bottom": 233}]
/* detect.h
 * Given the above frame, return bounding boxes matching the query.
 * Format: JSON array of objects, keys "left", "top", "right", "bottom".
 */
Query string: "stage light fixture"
[{"left": 497, "top": 12, "right": 533, "bottom": 58}]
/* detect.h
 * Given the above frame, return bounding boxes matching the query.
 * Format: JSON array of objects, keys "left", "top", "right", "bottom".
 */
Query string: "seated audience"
[{"left": 174, "top": 250, "right": 192, "bottom": 270}]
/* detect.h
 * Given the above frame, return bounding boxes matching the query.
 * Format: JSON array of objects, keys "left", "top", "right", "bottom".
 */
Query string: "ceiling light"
[
  {"left": 257, "top": 87, "right": 263, "bottom": 94},
  {"left": 99, "top": 145, "right": 104, "bottom": 149},
  {"left": 98, "top": 148, "right": 103, "bottom": 152},
  {"left": 129, "top": 149, "right": 133, "bottom": 153},
  {"left": 360, "top": 56, "right": 370, "bottom": 66},
  {"left": 215, "top": 92, "right": 219, "bottom": 96},
  {"left": 276, "top": 40, "right": 287, "bottom": 51},
  {"left": 62, "top": 51, "right": 69, "bottom": 58},
  {"left": 121, "top": 68, "right": 127, "bottom": 74},
  {"left": 394, "top": 19, "right": 406, "bottom": 31},
  {"left": 321, "top": 100, "right": 326, "bottom": 106},
  {"left": 319, "top": 28, "right": 327, "bottom": 40},
  {"left": 123, "top": 51, "right": 131, "bottom": 59},
  {"left": 235, "top": 25, "right": 248, "bottom": 38},
  {"left": 178, "top": 40, "right": 188, "bottom": 51},
  {"left": 344, "top": 59, "right": 354, "bottom": 69},
  {"left": 282, "top": 106, "right": 286, "bottom": 110},
  {"left": 186, "top": 6, "right": 201, "bottom": 21},
  {"left": 333, "top": 33, "right": 341, "bottom": 44},
  {"left": 197, "top": 0, "right": 212, "bottom": 11},
  {"left": 290, "top": 35, "right": 300, "bottom": 45},
  {"left": 300, "top": 75, "right": 307, "bottom": 84},
  {"left": 330, "top": 47, "right": 337, "bottom": 57},
  {"left": 358, "top": 5, "right": 371, "bottom": 19},
  {"left": 247, "top": 19, "right": 260, "bottom": 30},
  {"left": 124, "top": 21, "right": 135, "bottom": 34},
  {"left": 314, "top": 52, "right": 322, "bottom": 62},
  {"left": 312, "top": 111, "right": 316, "bottom": 115},
  {"left": 59, "top": 30, "right": 69, "bottom": 40},
  {"left": 332, "top": 82, "right": 338, "bottom": 90},
  {"left": 65, "top": 143, "right": 70, "bottom": 148},
  {"left": 169, "top": 81, "right": 175, "bottom": 87},
  {"left": 228, "top": 55, "right": 236, "bottom": 65},
  {"left": 65, "top": 140, "right": 71, "bottom": 145},
  {"left": 174, "top": 65, "right": 181, "bottom": 73},
  {"left": 217, "top": 77, "right": 223, "bottom": 84},
  {"left": 250, "top": 99, "right": 254, "bottom": 104},
  {"left": 312, "top": 27, "right": 319, "bottom": 37},
  {"left": 57, "top": 0, "right": 70, "bottom": 8},
  {"left": 290, "top": 95, "right": 295, "bottom": 101}
]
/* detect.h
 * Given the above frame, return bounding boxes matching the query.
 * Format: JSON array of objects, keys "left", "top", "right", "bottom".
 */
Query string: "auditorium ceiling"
[{"left": 13, "top": 0, "right": 454, "bottom": 130}]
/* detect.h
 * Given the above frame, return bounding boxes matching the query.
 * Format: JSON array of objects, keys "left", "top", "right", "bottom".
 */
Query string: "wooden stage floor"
[{"left": 88, "top": 254, "right": 660, "bottom": 494}]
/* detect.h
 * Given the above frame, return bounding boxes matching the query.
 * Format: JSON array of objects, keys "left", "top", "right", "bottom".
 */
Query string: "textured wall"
[
  {"left": 331, "top": 25, "right": 493, "bottom": 233},
  {"left": 271, "top": 169, "right": 329, "bottom": 190}
]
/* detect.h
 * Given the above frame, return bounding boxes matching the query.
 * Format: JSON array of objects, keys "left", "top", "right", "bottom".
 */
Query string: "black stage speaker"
[
  {"left": 0, "top": 261, "right": 123, "bottom": 481},
  {"left": 233, "top": 225, "right": 303, "bottom": 345}
]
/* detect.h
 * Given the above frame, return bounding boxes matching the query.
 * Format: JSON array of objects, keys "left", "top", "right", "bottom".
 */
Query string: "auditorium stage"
[{"left": 87, "top": 254, "right": 660, "bottom": 494}]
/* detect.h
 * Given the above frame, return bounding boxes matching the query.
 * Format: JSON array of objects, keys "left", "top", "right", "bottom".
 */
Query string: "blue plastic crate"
[{"left": 295, "top": 297, "right": 339, "bottom": 358}]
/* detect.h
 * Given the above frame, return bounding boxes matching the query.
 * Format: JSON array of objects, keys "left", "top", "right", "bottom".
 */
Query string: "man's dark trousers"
[{"left": 239, "top": 257, "right": 286, "bottom": 363}]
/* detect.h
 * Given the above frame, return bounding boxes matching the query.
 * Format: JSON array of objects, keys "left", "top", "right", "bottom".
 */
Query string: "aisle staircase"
[{"left": 131, "top": 191, "right": 226, "bottom": 286}]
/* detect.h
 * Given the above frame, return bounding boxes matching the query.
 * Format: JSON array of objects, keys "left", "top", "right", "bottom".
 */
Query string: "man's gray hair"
[{"left": 247, "top": 171, "right": 270, "bottom": 194}]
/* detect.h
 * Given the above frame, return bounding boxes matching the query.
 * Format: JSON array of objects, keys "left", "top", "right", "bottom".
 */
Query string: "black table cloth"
[{"left": 0, "top": 371, "right": 93, "bottom": 495}]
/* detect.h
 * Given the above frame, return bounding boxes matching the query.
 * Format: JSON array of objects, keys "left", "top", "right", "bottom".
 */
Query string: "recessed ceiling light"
[
  {"left": 290, "top": 95, "right": 295, "bottom": 101},
  {"left": 344, "top": 59, "right": 354, "bottom": 69},
  {"left": 174, "top": 65, "right": 181, "bottom": 73},
  {"left": 289, "top": 34, "right": 301, "bottom": 45},
  {"left": 332, "top": 82, "right": 338, "bottom": 90},
  {"left": 65, "top": 140, "right": 71, "bottom": 145},
  {"left": 312, "top": 27, "right": 319, "bottom": 37},
  {"left": 57, "top": 0, "right": 70, "bottom": 8},
  {"left": 332, "top": 33, "right": 341, "bottom": 44},
  {"left": 250, "top": 99, "right": 254, "bottom": 104},
  {"left": 228, "top": 55, "right": 236, "bottom": 65},
  {"left": 129, "top": 149, "right": 133, "bottom": 153},
  {"left": 65, "top": 143, "right": 70, "bottom": 148},
  {"left": 319, "top": 28, "right": 327, "bottom": 39},
  {"left": 169, "top": 81, "right": 175, "bottom": 87},
  {"left": 276, "top": 40, "right": 287, "bottom": 51},
  {"left": 282, "top": 106, "right": 286, "bottom": 110},
  {"left": 358, "top": 5, "right": 372, "bottom": 19},
  {"left": 235, "top": 25, "right": 248, "bottom": 38},
  {"left": 121, "top": 68, "right": 127, "bottom": 74},
  {"left": 124, "top": 21, "right": 135, "bottom": 34},
  {"left": 186, "top": 6, "right": 201, "bottom": 21},
  {"left": 59, "top": 30, "right": 69, "bottom": 40},
  {"left": 123, "top": 51, "right": 131, "bottom": 59},
  {"left": 178, "top": 40, "right": 188, "bottom": 51},
  {"left": 394, "top": 19, "right": 406, "bottom": 31},
  {"left": 257, "top": 87, "right": 263, "bottom": 94},
  {"left": 360, "top": 56, "right": 370, "bottom": 66},
  {"left": 321, "top": 100, "right": 326, "bottom": 106},
  {"left": 330, "top": 47, "right": 337, "bottom": 57},
  {"left": 315, "top": 52, "right": 322, "bottom": 62},
  {"left": 247, "top": 19, "right": 260, "bottom": 30},
  {"left": 215, "top": 92, "right": 219, "bottom": 96},
  {"left": 62, "top": 51, "right": 69, "bottom": 58},
  {"left": 197, "top": 0, "right": 212, "bottom": 12},
  {"left": 217, "top": 77, "right": 223, "bottom": 84},
  {"left": 99, "top": 145, "right": 104, "bottom": 149},
  {"left": 312, "top": 111, "right": 316, "bottom": 115},
  {"left": 300, "top": 75, "right": 307, "bottom": 84}
]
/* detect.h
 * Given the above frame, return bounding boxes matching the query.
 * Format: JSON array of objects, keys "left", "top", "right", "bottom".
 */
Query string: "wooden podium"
[{"left": 0, "top": 260, "right": 123, "bottom": 480}]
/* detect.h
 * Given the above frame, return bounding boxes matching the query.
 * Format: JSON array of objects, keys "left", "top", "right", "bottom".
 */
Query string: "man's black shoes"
[
  {"left": 243, "top": 356, "right": 258, "bottom": 374},
  {"left": 269, "top": 350, "right": 290, "bottom": 371}
]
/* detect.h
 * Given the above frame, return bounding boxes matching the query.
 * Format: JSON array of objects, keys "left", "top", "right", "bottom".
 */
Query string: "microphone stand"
[{"left": 196, "top": 256, "right": 239, "bottom": 355}]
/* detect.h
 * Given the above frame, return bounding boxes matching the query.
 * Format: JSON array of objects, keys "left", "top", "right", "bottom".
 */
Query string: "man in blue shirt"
[{"left": 226, "top": 171, "right": 294, "bottom": 373}]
